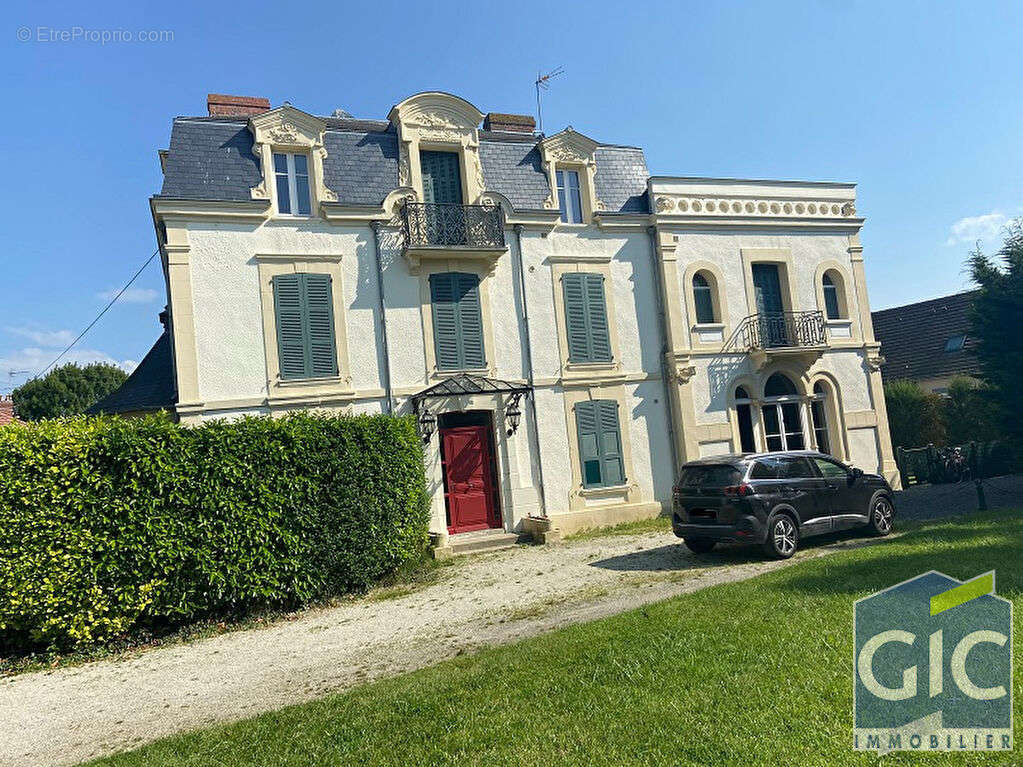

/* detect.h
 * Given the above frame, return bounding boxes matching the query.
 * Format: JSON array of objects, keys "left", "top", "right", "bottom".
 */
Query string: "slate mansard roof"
[
  {"left": 87, "top": 331, "right": 176, "bottom": 415},
  {"left": 158, "top": 115, "right": 650, "bottom": 213},
  {"left": 871, "top": 291, "right": 982, "bottom": 384}
]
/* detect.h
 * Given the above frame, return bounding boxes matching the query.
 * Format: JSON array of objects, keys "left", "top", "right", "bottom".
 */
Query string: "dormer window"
[
  {"left": 273, "top": 153, "right": 311, "bottom": 216},
  {"left": 557, "top": 169, "right": 583, "bottom": 223}
]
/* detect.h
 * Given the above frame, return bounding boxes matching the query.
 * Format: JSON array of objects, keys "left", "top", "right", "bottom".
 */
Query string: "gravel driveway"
[{"left": 1, "top": 524, "right": 892, "bottom": 767}]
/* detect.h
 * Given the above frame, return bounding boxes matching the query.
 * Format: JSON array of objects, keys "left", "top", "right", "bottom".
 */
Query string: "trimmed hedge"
[{"left": 0, "top": 412, "right": 429, "bottom": 652}]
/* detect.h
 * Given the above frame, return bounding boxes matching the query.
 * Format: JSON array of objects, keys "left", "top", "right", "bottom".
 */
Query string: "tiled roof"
[
  {"left": 0, "top": 396, "right": 16, "bottom": 425},
  {"left": 87, "top": 332, "right": 176, "bottom": 415},
  {"left": 871, "top": 291, "right": 982, "bottom": 383},
  {"left": 158, "top": 116, "right": 650, "bottom": 213}
]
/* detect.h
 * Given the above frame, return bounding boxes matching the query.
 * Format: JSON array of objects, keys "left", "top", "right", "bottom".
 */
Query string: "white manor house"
[{"left": 94, "top": 91, "right": 900, "bottom": 545}]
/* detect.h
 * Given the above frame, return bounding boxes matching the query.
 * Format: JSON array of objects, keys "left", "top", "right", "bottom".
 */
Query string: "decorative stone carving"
[
  {"left": 247, "top": 105, "right": 333, "bottom": 213},
  {"left": 651, "top": 194, "right": 861, "bottom": 220}
]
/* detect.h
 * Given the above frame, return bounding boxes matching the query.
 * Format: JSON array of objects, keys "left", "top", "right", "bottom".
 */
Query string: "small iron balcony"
[
  {"left": 738, "top": 311, "right": 827, "bottom": 351},
  {"left": 401, "top": 201, "right": 506, "bottom": 251}
]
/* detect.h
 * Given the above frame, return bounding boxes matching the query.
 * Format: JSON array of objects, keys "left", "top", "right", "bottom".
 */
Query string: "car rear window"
[{"left": 679, "top": 465, "right": 741, "bottom": 488}]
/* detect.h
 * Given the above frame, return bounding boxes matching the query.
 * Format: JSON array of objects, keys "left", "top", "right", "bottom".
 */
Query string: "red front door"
[{"left": 440, "top": 424, "right": 501, "bottom": 534}]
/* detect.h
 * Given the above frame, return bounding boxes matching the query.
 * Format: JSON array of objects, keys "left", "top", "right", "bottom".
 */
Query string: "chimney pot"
[
  {"left": 207, "top": 93, "right": 271, "bottom": 117},
  {"left": 482, "top": 112, "right": 536, "bottom": 133}
]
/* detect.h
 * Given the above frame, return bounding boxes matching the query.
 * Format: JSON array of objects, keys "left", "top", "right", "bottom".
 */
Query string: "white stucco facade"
[{"left": 151, "top": 93, "right": 899, "bottom": 544}]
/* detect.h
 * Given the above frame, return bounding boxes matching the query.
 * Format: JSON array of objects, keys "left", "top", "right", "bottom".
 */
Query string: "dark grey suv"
[{"left": 671, "top": 451, "right": 895, "bottom": 558}]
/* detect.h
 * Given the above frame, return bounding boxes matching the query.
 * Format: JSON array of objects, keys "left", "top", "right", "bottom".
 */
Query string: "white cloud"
[
  {"left": 5, "top": 326, "right": 75, "bottom": 347},
  {"left": 945, "top": 211, "right": 1009, "bottom": 247},
  {"left": 97, "top": 287, "right": 159, "bottom": 303}
]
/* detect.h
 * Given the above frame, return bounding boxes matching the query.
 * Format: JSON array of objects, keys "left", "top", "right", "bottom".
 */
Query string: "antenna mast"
[{"left": 534, "top": 67, "right": 564, "bottom": 134}]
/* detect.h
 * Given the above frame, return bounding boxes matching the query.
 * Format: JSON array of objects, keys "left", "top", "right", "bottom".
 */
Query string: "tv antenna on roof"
[{"left": 535, "top": 67, "right": 564, "bottom": 135}]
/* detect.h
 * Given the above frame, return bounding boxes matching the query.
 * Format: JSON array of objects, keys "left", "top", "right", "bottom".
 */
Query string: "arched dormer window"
[{"left": 692, "top": 272, "right": 716, "bottom": 324}]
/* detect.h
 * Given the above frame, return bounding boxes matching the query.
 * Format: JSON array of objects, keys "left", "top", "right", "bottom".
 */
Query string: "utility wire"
[{"left": 33, "top": 248, "right": 161, "bottom": 379}]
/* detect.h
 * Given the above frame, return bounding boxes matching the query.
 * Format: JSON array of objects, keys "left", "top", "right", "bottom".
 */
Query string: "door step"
[{"left": 444, "top": 530, "right": 528, "bottom": 558}]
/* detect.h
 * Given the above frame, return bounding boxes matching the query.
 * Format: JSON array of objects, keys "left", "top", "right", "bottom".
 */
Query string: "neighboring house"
[
  {"left": 0, "top": 395, "right": 17, "bottom": 426},
  {"left": 871, "top": 291, "right": 981, "bottom": 393},
  {"left": 106, "top": 90, "right": 899, "bottom": 542}
]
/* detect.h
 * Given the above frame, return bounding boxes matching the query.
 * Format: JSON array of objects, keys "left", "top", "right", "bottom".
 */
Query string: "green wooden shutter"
[
  {"left": 304, "top": 273, "right": 338, "bottom": 377},
  {"left": 575, "top": 399, "right": 625, "bottom": 488},
  {"left": 273, "top": 274, "right": 307, "bottom": 379},
  {"left": 430, "top": 273, "right": 461, "bottom": 369},
  {"left": 420, "top": 151, "right": 463, "bottom": 205},
  {"left": 596, "top": 400, "right": 624, "bottom": 485},
  {"left": 430, "top": 272, "right": 485, "bottom": 370},
  {"left": 272, "top": 273, "right": 337, "bottom": 379},
  {"left": 585, "top": 275, "right": 612, "bottom": 362},
  {"left": 456, "top": 273, "right": 486, "bottom": 368},
  {"left": 562, "top": 272, "right": 611, "bottom": 363}
]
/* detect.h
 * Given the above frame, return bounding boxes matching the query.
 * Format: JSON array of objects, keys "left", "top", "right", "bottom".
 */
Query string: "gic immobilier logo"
[{"left": 854, "top": 570, "right": 1012, "bottom": 752}]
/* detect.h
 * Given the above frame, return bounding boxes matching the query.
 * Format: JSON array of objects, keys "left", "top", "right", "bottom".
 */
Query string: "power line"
[{"left": 33, "top": 248, "right": 161, "bottom": 380}]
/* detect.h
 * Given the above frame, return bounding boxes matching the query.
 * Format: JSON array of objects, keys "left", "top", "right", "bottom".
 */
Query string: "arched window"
[
  {"left": 734, "top": 386, "right": 756, "bottom": 453},
  {"left": 761, "top": 373, "right": 803, "bottom": 451},
  {"left": 764, "top": 372, "right": 798, "bottom": 397},
  {"left": 810, "top": 381, "right": 831, "bottom": 455},
  {"left": 692, "top": 272, "right": 716, "bottom": 324},
  {"left": 822, "top": 271, "right": 843, "bottom": 320}
]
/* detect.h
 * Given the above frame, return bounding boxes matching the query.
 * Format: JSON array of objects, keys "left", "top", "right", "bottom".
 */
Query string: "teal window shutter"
[
  {"left": 430, "top": 272, "right": 486, "bottom": 370},
  {"left": 562, "top": 272, "right": 612, "bottom": 363},
  {"left": 575, "top": 399, "right": 625, "bottom": 488},
  {"left": 272, "top": 273, "right": 337, "bottom": 379}
]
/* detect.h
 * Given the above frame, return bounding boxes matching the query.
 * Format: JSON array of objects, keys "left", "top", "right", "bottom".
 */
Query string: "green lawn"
[{"left": 92, "top": 511, "right": 1023, "bottom": 767}]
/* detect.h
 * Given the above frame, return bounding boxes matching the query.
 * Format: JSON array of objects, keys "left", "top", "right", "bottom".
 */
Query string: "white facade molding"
[
  {"left": 248, "top": 105, "right": 336, "bottom": 212},
  {"left": 539, "top": 128, "right": 606, "bottom": 217}
]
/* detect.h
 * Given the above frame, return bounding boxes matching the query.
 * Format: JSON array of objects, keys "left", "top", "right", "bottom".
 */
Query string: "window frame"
[
  {"left": 822, "top": 272, "right": 841, "bottom": 320},
  {"left": 273, "top": 152, "right": 312, "bottom": 217},
  {"left": 561, "top": 272, "right": 612, "bottom": 364},
  {"left": 556, "top": 168, "right": 584, "bottom": 224},
  {"left": 272, "top": 272, "right": 338, "bottom": 380},
  {"left": 429, "top": 271, "right": 487, "bottom": 372},
  {"left": 692, "top": 272, "right": 717, "bottom": 325},
  {"left": 574, "top": 399, "right": 626, "bottom": 489}
]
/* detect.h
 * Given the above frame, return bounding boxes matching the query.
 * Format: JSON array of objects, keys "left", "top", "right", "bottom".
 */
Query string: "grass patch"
[
  {"left": 565, "top": 513, "right": 672, "bottom": 540},
  {"left": 1, "top": 556, "right": 449, "bottom": 677},
  {"left": 91, "top": 509, "right": 1023, "bottom": 766}
]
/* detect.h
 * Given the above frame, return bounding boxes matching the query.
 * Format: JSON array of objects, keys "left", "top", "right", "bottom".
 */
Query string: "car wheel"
[
  {"left": 868, "top": 495, "right": 895, "bottom": 536},
  {"left": 684, "top": 537, "right": 716, "bottom": 554},
  {"left": 763, "top": 514, "right": 798, "bottom": 559}
]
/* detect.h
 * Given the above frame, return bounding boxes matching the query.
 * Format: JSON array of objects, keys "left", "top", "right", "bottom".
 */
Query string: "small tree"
[
  {"left": 12, "top": 363, "right": 127, "bottom": 421},
  {"left": 884, "top": 379, "right": 946, "bottom": 449},
  {"left": 969, "top": 220, "right": 1023, "bottom": 445},
  {"left": 945, "top": 376, "right": 1002, "bottom": 445}
]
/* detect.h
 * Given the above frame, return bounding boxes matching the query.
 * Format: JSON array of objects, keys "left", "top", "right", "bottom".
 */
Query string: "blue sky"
[{"left": 2, "top": 0, "right": 1021, "bottom": 392}]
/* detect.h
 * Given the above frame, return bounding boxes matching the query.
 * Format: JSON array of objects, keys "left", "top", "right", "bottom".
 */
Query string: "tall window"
[
  {"left": 734, "top": 386, "right": 756, "bottom": 453},
  {"left": 273, "top": 153, "right": 311, "bottom": 216},
  {"left": 822, "top": 272, "right": 841, "bottom": 319},
  {"left": 562, "top": 272, "right": 612, "bottom": 363},
  {"left": 761, "top": 373, "right": 804, "bottom": 451},
  {"left": 810, "top": 381, "right": 831, "bottom": 455},
  {"left": 692, "top": 272, "right": 716, "bottom": 324},
  {"left": 272, "top": 273, "right": 337, "bottom": 379},
  {"left": 556, "top": 169, "right": 583, "bottom": 224},
  {"left": 430, "top": 272, "right": 486, "bottom": 371},
  {"left": 575, "top": 399, "right": 625, "bottom": 488}
]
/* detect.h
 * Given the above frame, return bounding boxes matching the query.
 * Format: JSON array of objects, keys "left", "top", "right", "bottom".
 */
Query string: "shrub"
[
  {"left": 12, "top": 362, "right": 127, "bottom": 420},
  {"left": 883, "top": 379, "right": 946, "bottom": 449},
  {"left": 0, "top": 412, "right": 429, "bottom": 652}
]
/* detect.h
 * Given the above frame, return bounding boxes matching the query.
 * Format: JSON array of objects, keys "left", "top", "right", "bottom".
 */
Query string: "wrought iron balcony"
[
  {"left": 737, "top": 311, "right": 827, "bottom": 351},
  {"left": 401, "top": 201, "right": 505, "bottom": 251}
]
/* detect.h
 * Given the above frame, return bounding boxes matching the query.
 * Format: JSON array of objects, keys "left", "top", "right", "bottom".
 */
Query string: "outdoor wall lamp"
[
  {"left": 505, "top": 393, "right": 524, "bottom": 436},
  {"left": 418, "top": 406, "right": 436, "bottom": 442}
]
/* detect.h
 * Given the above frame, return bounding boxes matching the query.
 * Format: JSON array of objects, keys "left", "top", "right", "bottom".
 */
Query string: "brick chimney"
[
  {"left": 207, "top": 93, "right": 271, "bottom": 117},
  {"left": 482, "top": 112, "right": 536, "bottom": 133}
]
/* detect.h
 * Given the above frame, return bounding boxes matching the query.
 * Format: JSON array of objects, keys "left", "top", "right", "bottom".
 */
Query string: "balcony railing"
[
  {"left": 401, "top": 202, "right": 505, "bottom": 250},
  {"left": 736, "top": 311, "right": 827, "bottom": 351}
]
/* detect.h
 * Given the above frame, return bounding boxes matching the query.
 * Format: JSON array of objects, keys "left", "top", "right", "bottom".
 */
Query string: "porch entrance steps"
[{"left": 445, "top": 529, "right": 529, "bottom": 557}]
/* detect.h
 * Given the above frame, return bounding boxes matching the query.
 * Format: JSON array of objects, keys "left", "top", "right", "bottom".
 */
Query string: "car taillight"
[{"left": 723, "top": 483, "right": 753, "bottom": 497}]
